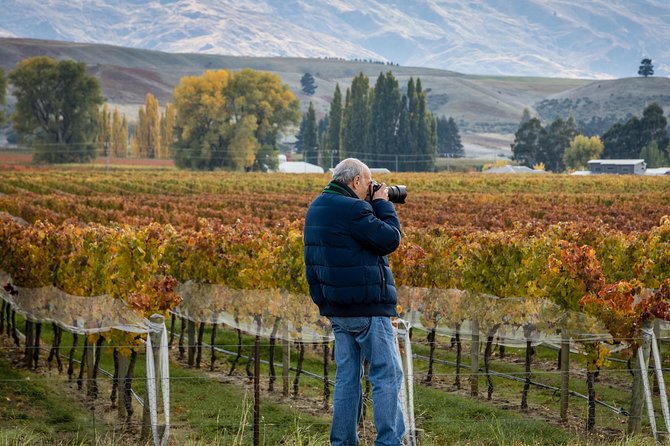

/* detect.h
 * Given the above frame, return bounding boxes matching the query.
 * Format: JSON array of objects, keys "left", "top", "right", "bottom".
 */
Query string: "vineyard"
[{"left": 2, "top": 166, "right": 670, "bottom": 445}]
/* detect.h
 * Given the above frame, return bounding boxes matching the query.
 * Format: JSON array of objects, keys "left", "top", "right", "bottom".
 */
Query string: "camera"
[{"left": 368, "top": 180, "right": 407, "bottom": 204}]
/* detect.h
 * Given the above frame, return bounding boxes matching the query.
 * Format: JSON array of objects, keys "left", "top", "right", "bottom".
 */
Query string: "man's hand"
[{"left": 372, "top": 183, "right": 389, "bottom": 201}]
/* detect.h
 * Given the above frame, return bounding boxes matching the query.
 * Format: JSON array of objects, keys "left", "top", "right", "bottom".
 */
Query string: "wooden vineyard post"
[
  {"left": 282, "top": 321, "right": 290, "bottom": 397},
  {"left": 559, "top": 329, "right": 570, "bottom": 422},
  {"left": 187, "top": 319, "right": 196, "bottom": 366},
  {"left": 470, "top": 318, "right": 480, "bottom": 397},
  {"left": 117, "top": 352, "right": 128, "bottom": 420},
  {"left": 254, "top": 334, "right": 260, "bottom": 446}
]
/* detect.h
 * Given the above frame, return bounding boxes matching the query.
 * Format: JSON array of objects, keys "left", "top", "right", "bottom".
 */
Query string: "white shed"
[{"left": 278, "top": 161, "right": 324, "bottom": 174}]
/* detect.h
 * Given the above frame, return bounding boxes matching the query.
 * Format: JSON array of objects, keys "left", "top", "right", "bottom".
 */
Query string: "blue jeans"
[{"left": 329, "top": 316, "right": 405, "bottom": 446}]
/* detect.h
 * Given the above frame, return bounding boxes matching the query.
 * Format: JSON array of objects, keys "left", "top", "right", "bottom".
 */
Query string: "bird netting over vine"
[
  {"left": 0, "top": 271, "right": 158, "bottom": 334},
  {"left": 4, "top": 269, "right": 669, "bottom": 348}
]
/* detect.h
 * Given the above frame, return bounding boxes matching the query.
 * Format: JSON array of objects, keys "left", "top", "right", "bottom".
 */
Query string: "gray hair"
[{"left": 332, "top": 158, "right": 368, "bottom": 184}]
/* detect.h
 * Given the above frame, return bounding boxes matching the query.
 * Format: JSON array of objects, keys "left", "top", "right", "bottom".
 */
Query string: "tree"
[
  {"left": 341, "top": 72, "right": 370, "bottom": 161},
  {"left": 563, "top": 135, "right": 604, "bottom": 170},
  {"left": 131, "top": 108, "right": 146, "bottom": 159},
  {"left": 639, "top": 103, "right": 669, "bottom": 154},
  {"left": 0, "top": 67, "right": 6, "bottom": 125},
  {"left": 159, "top": 103, "right": 176, "bottom": 158},
  {"left": 639, "top": 141, "right": 668, "bottom": 168},
  {"left": 638, "top": 58, "right": 654, "bottom": 77},
  {"left": 437, "top": 116, "right": 464, "bottom": 157},
  {"left": 9, "top": 56, "right": 102, "bottom": 163},
  {"left": 326, "top": 83, "right": 343, "bottom": 165},
  {"left": 302, "top": 102, "right": 318, "bottom": 165},
  {"left": 111, "top": 107, "right": 128, "bottom": 157},
  {"left": 519, "top": 108, "right": 532, "bottom": 126},
  {"left": 96, "top": 104, "right": 112, "bottom": 156},
  {"left": 131, "top": 93, "right": 161, "bottom": 158},
  {"left": 511, "top": 118, "right": 544, "bottom": 167},
  {"left": 406, "top": 78, "right": 436, "bottom": 172},
  {"left": 301, "top": 72, "right": 317, "bottom": 95},
  {"left": 368, "top": 71, "right": 401, "bottom": 168},
  {"left": 172, "top": 69, "right": 299, "bottom": 170},
  {"left": 603, "top": 103, "right": 668, "bottom": 159},
  {"left": 539, "top": 117, "right": 577, "bottom": 172}
]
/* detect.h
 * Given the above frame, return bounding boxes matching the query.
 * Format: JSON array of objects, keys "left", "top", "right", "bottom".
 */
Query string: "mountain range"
[{"left": 1, "top": 0, "right": 669, "bottom": 79}]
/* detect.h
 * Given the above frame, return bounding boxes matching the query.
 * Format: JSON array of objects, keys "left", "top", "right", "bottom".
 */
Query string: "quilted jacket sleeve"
[{"left": 349, "top": 199, "right": 401, "bottom": 256}]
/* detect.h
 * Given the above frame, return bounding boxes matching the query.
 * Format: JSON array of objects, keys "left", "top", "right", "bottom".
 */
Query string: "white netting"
[
  {"left": 172, "top": 281, "right": 332, "bottom": 343},
  {"left": 0, "top": 271, "right": 169, "bottom": 446}
]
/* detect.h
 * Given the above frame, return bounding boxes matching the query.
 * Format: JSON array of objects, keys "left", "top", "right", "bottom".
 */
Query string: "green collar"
[{"left": 323, "top": 180, "right": 357, "bottom": 198}]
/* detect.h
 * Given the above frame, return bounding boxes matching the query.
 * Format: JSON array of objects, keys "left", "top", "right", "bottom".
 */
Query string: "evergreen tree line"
[
  {"left": 512, "top": 103, "right": 670, "bottom": 172},
  {"left": 296, "top": 71, "right": 458, "bottom": 172}
]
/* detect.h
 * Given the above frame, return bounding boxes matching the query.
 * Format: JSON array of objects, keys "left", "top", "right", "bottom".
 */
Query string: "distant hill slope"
[{"left": 0, "top": 38, "right": 668, "bottom": 139}]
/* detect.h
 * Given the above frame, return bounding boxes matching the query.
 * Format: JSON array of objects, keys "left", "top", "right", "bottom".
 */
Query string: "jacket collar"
[{"left": 323, "top": 180, "right": 358, "bottom": 199}]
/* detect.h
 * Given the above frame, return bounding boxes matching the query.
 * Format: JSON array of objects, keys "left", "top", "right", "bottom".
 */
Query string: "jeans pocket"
[{"left": 329, "top": 316, "right": 372, "bottom": 334}]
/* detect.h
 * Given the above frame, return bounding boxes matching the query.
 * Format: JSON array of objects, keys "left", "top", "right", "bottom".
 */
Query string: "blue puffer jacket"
[{"left": 303, "top": 181, "right": 402, "bottom": 317}]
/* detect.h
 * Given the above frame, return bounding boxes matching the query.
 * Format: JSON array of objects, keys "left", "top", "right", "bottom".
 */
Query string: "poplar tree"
[
  {"left": 160, "top": 103, "right": 176, "bottom": 158},
  {"left": 111, "top": 107, "right": 128, "bottom": 157},
  {"left": 145, "top": 93, "right": 161, "bottom": 158},
  {"left": 303, "top": 102, "right": 318, "bottom": 165},
  {"left": 326, "top": 83, "right": 343, "bottom": 165},
  {"left": 341, "top": 72, "right": 370, "bottom": 161},
  {"left": 131, "top": 108, "right": 146, "bottom": 158},
  {"left": 96, "top": 104, "right": 112, "bottom": 156}
]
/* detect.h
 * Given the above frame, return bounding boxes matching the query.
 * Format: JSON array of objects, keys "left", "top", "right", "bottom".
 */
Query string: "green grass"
[
  {"left": 0, "top": 354, "right": 107, "bottom": 442},
  {"left": 1, "top": 317, "right": 665, "bottom": 445}
]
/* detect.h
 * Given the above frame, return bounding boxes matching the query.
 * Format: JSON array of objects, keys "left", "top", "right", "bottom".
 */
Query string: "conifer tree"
[
  {"left": 301, "top": 73, "right": 317, "bottom": 95},
  {"left": 368, "top": 71, "right": 401, "bottom": 169},
  {"left": 437, "top": 116, "right": 464, "bottom": 157},
  {"left": 412, "top": 78, "right": 436, "bottom": 171},
  {"left": 303, "top": 102, "right": 319, "bottom": 165},
  {"left": 318, "top": 114, "right": 329, "bottom": 167},
  {"left": 341, "top": 73, "right": 370, "bottom": 161},
  {"left": 0, "top": 67, "right": 6, "bottom": 125},
  {"left": 326, "top": 83, "right": 343, "bottom": 165}
]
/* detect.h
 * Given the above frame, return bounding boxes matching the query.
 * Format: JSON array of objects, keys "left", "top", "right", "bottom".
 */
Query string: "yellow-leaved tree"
[
  {"left": 111, "top": 107, "right": 128, "bottom": 158},
  {"left": 563, "top": 134, "right": 604, "bottom": 171},
  {"left": 172, "top": 69, "right": 300, "bottom": 171},
  {"left": 131, "top": 93, "right": 162, "bottom": 158}
]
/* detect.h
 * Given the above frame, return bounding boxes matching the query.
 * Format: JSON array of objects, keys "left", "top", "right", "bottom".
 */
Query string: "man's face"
[{"left": 351, "top": 168, "right": 372, "bottom": 200}]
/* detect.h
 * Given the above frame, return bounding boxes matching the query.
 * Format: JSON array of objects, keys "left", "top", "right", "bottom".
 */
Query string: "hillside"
[{"left": 1, "top": 37, "right": 668, "bottom": 154}]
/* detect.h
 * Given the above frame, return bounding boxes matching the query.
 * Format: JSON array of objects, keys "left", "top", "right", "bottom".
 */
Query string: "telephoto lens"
[{"left": 387, "top": 185, "right": 407, "bottom": 204}]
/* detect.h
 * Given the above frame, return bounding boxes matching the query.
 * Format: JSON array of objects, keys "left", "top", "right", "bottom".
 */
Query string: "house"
[{"left": 587, "top": 159, "right": 646, "bottom": 175}]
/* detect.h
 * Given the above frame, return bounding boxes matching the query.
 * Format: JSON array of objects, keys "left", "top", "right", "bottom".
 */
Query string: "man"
[{"left": 304, "top": 158, "right": 405, "bottom": 446}]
